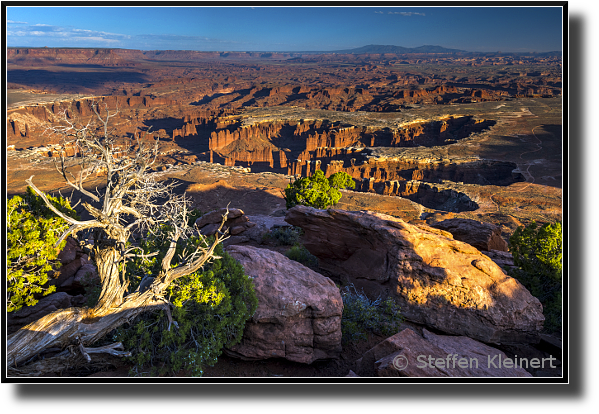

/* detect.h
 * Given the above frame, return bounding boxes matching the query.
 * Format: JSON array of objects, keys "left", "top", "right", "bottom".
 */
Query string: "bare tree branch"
[
  {"left": 122, "top": 246, "right": 159, "bottom": 260},
  {"left": 26, "top": 176, "right": 101, "bottom": 229},
  {"left": 166, "top": 208, "right": 229, "bottom": 283},
  {"left": 10, "top": 100, "right": 231, "bottom": 374}
]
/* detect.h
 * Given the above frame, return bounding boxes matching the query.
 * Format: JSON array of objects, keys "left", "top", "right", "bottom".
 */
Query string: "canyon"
[
  {"left": 7, "top": 48, "right": 562, "bottom": 229},
  {"left": 7, "top": 85, "right": 561, "bottom": 234},
  {"left": 5, "top": 47, "right": 562, "bottom": 377}
]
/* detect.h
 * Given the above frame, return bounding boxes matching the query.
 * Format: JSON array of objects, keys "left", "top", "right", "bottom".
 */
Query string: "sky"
[{"left": 6, "top": 5, "right": 564, "bottom": 53}]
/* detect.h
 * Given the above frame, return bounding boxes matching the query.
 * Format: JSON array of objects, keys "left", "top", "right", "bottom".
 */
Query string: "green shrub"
[
  {"left": 114, "top": 228, "right": 258, "bottom": 377},
  {"left": 7, "top": 187, "right": 79, "bottom": 312},
  {"left": 284, "top": 244, "right": 319, "bottom": 267},
  {"left": 284, "top": 170, "right": 355, "bottom": 209},
  {"left": 340, "top": 285, "right": 404, "bottom": 344},
  {"left": 508, "top": 221, "right": 562, "bottom": 333},
  {"left": 262, "top": 226, "right": 303, "bottom": 246}
]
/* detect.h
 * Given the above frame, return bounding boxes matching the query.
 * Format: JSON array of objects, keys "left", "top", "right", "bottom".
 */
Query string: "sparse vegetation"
[
  {"left": 508, "top": 221, "right": 562, "bottom": 333},
  {"left": 262, "top": 226, "right": 303, "bottom": 246},
  {"left": 340, "top": 285, "right": 404, "bottom": 344},
  {"left": 284, "top": 244, "right": 319, "bottom": 267},
  {"left": 7, "top": 187, "right": 79, "bottom": 312},
  {"left": 7, "top": 103, "right": 234, "bottom": 374},
  {"left": 113, "top": 242, "right": 257, "bottom": 377}
]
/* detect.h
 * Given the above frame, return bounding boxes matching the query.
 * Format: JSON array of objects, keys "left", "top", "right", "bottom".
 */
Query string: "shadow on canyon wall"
[
  {"left": 476, "top": 124, "right": 562, "bottom": 189},
  {"left": 55, "top": 64, "right": 120, "bottom": 69},
  {"left": 7, "top": 69, "right": 148, "bottom": 92},
  {"left": 7, "top": 178, "right": 286, "bottom": 224}
]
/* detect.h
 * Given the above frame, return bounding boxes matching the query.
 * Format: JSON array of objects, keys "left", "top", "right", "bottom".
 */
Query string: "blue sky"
[{"left": 6, "top": 5, "right": 563, "bottom": 53}]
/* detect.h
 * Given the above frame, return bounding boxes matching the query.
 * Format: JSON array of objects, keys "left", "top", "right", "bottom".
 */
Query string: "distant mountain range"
[
  {"left": 332, "top": 44, "right": 468, "bottom": 54},
  {"left": 329, "top": 44, "right": 561, "bottom": 56},
  {"left": 7, "top": 45, "right": 562, "bottom": 59}
]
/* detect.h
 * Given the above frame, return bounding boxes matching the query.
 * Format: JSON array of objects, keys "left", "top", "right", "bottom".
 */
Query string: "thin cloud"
[
  {"left": 8, "top": 22, "right": 250, "bottom": 50},
  {"left": 375, "top": 11, "right": 426, "bottom": 16},
  {"left": 7, "top": 20, "right": 28, "bottom": 24},
  {"left": 73, "top": 28, "right": 130, "bottom": 38},
  {"left": 7, "top": 23, "right": 131, "bottom": 46},
  {"left": 71, "top": 36, "right": 121, "bottom": 44}
]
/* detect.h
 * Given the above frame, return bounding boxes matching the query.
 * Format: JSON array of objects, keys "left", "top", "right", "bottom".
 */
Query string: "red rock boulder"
[
  {"left": 225, "top": 245, "right": 342, "bottom": 364},
  {"left": 285, "top": 206, "right": 544, "bottom": 344},
  {"left": 355, "top": 328, "right": 533, "bottom": 377},
  {"left": 195, "top": 207, "right": 255, "bottom": 237},
  {"left": 430, "top": 218, "right": 509, "bottom": 252}
]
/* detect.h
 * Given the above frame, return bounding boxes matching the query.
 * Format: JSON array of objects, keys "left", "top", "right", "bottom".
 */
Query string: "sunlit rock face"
[{"left": 285, "top": 205, "right": 544, "bottom": 344}]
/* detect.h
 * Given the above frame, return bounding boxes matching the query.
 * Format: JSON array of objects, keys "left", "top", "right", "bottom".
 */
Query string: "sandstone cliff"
[
  {"left": 7, "top": 48, "right": 136, "bottom": 67},
  {"left": 285, "top": 206, "right": 544, "bottom": 344},
  {"left": 7, "top": 95, "right": 175, "bottom": 146}
]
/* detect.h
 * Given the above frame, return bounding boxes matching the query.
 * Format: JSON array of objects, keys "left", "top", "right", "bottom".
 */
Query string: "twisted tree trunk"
[
  {"left": 8, "top": 275, "right": 187, "bottom": 373},
  {"left": 7, "top": 289, "right": 159, "bottom": 369},
  {"left": 93, "top": 244, "right": 128, "bottom": 315},
  {"left": 8, "top": 104, "right": 229, "bottom": 376},
  {"left": 7, "top": 219, "right": 227, "bottom": 374}
]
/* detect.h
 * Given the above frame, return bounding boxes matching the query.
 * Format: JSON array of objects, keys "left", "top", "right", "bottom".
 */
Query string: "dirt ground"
[{"left": 81, "top": 332, "right": 387, "bottom": 378}]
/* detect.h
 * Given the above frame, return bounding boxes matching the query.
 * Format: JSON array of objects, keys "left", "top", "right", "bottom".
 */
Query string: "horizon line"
[{"left": 6, "top": 45, "right": 563, "bottom": 55}]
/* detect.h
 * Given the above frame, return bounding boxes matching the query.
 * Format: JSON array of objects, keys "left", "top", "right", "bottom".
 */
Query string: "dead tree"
[{"left": 7, "top": 102, "right": 229, "bottom": 376}]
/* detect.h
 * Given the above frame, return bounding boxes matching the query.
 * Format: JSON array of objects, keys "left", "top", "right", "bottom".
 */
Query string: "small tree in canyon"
[
  {"left": 7, "top": 103, "right": 235, "bottom": 375},
  {"left": 284, "top": 170, "right": 355, "bottom": 209}
]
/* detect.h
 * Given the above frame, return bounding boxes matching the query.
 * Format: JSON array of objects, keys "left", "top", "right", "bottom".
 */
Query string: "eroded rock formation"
[
  {"left": 7, "top": 95, "right": 175, "bottom": 146},
  {"left": 7, "top": 48, "right": 137, "bottom": 67},
  {"left": 161, "top": 111, "right": 516, "bottom": 202},
  {"left": 431, "top": 218, "right": 509, "bottom": 252},
  {"left": 285, "top": 206, "right": 544, "bottom": 344}
]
